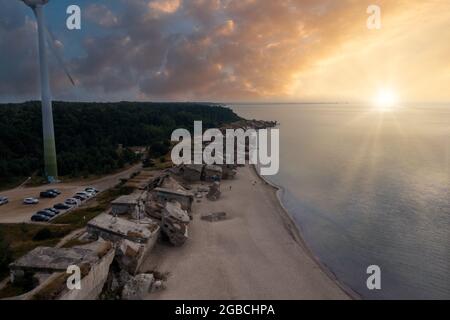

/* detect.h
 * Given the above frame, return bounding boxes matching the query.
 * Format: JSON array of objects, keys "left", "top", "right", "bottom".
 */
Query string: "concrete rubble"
[
  {"left": 201, "top": 212, "right": 227, "bottom": 222},
  {"left": 164, "top": 201, "right": 190, "bottom": 223},
  {"left": 87, "top": 213, "right": 160, "bottom": 274},
  {"left": 204, "top": 165, "right": 223, "bottom": 182},
  {"left": 8, "top": 239, "right": 115, "bottom": 300},
  {"left": 121, "top": 273, "right": 154, "bottom": 300},
  {"left": 161, "top": 216, "right": 189, "bottom": 247},
  {"left": 153, "top": 187, "right": 194, "bottom": 211},
  {"left": 207, "top": 182, "right": 221, "bottom": 201},
  {"left": 111, "top": 193, "right": 147, "bottom": 220},
  {"left": 161, "top": 201, "right": 190, "bottom": 247},
  {"left": 180, "top": 164, "right": 203, "bottom": 182},
  {"left": 221, "top": 164, "right": 237, "bottom": 180},
  {"left": 176, "top": 163, "right": 237, "bottom": 183}
]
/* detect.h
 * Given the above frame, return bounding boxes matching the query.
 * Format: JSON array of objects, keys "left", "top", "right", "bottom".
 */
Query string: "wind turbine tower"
[{"left": 22, "top": 0, "right": 58, "bottom": 182}]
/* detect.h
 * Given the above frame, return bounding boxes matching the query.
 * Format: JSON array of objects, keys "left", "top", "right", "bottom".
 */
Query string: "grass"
[
  {"left": 61, "top": 237, "right": 90, "bottom": 248},
  {"left": 0, "top": 281, "right": 31, "bottom": 299},
  {"left": 0, "top": 223, "right": 75, "bottom": 261},
  {"left": 0, "top": 223, "right": 76, "bottom": 281},
  {"left": 153, "top": 156, "right": 173, "bottom": 170},
  {"left": 0, "top": 177, "right": 26, "bottom": 191}
]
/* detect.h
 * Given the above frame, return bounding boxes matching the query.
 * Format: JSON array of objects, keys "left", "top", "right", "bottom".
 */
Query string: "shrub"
[
  {"left": 32, "top": 228, "right": 54, "bottom": 241},
  {"left": 0, "top": 231, "right": 12, "bottom": 275}
]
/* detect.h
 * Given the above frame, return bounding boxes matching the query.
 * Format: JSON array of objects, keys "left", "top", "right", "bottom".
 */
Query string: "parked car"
[
  {"left": 85, "top": 187, "right": 99, "bottom": 194},
  {"left": 46, "top": 189, "right": 61, "bottom": 195},
  {"left": 65, "top": 198, "right": 80, "bottom": 206},
  {"left": 31, "top": 214, "right": 50, "bottom": 222},
  {"left": 73, "top": 194, "right": 87, "bottom": 201},
  {"left": 83, "top": 190, "right": 95, "bottom": 197},
  {"left": 0, "top": 196, "right": 8, "bottom": 205},
  {"left": 23, "top": 197, "right": 39, "bottom": 205},
  {"left": 54, "top": 203, "right": 71, "bottom": 210},
  {"left": 75, "top": 191, "right": 92, "bottom": 198},
  {"left": 36, "top": 210, "right": 56, "bottom": 218},
  {"left": 40, "top": 191, "right": 58, "bottom": 198},
  {"left": 44, "top": 207, "right": 60, "bottom": 214}
]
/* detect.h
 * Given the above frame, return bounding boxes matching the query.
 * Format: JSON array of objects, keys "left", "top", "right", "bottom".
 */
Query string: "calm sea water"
[{"left": 232, "top": 104, "right": 449, "bottom": 299}]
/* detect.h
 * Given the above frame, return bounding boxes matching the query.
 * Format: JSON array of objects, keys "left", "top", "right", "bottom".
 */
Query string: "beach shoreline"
[
  {"left": 251, "top": 165, "right": 360, "bottom": 300},
  {"left": 144, "top": 165, "right": 352, "bottom": 300}
]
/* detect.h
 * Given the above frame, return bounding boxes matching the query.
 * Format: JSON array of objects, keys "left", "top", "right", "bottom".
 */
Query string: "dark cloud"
[{"left": 0, "top": 0, "right": 431, "bottom": 101}]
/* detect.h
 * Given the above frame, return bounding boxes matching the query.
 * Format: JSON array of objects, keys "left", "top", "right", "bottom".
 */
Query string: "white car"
[
  {"left": 85, "top": 187, "right": 99, "bottom": 194},
  {"left": 0, "top": 196, "right": 8, "bottom": 205},
  {"left": 65, "top": 198, "right": 81, "bottom": 206},
  {"left": 76, "top": 191, "right": 92, "bottom": 197},
  {"left": 23, "top": 197, "right": 39, "bottom": 205}
]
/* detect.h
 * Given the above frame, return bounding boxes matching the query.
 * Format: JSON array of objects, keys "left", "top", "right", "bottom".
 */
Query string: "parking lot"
[
  {"left": 0, "top": 184, "right": 88, "bottom": 223},
  {"left": 0, "top": 164, "right": 142, "bottom": 223}
]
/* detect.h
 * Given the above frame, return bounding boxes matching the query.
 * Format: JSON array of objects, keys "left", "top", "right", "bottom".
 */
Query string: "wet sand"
[{"left": 143, "top": 165, "right": 351, "bottom": 300}]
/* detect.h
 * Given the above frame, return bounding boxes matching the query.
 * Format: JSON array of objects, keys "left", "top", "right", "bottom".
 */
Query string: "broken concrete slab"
[
  {"left": 153, "top": 187, "right": 194, "bottom": 211},
  {"left": 164, "top": 201, "right": 190, "bottom": 223},
  {"left": 204, "top": 165, "right": 223, "bottom": 182},
  {"left": 201, "top": 212, "right": 227, "bottom": 222},
  {"left": 10, "top": 247, "right": 99, "bottom": 281},
  {"left": 207, "top": 182, "right": 221, "bottom": 201},
  {"left": 221, "top": 164, "right": 237, "bottom": 179},
  {"left": 179, "top": 164, "right": 203, "bottom": 182},
  {"left": 8, "top": 239, "right": 115, "bottom": 300},
  {"left": 161, "top": 215, "right": 189, "bottom": 247},
  {"left": 121, "top": 273, "right": 154, "bottom": 300},
  {"left": 87, "top": 214, "right": 160, "bottom": 274},
  {"left": 87, "top": 213, "right": 158, "bottom": 244},
  {"left": 111, "top": 192, "right": 147, "bottom": 220}
]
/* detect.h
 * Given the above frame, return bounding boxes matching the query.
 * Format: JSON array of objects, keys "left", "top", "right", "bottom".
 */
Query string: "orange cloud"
[{"left": 148, "top": 0, "right": 182, "bottom": 15}]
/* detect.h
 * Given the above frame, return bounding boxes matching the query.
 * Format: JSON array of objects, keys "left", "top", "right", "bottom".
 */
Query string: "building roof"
[
  {"left": 111, "top": 194, "right": 141, "bottom": 205},
  {"left": 183, "top": 164, "right": 204, "bottom": 173},
  {"left": 87, "top": 213, "right": 157, "bottom": 242},
  {"left": 10, "top": 247, "right": 99, "bottom": 271},
  {"left": 204, "top": 165, "right": 223, "bottom": 173}
]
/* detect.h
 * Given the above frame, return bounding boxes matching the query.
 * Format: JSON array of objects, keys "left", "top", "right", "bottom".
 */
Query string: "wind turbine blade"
[{"left": 44, "top": 26, "right": 76, "bottom": 86}]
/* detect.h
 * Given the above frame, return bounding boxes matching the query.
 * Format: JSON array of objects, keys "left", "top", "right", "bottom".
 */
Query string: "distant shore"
[{"left": 144, "top": 165, "right": 350, "bottom": 299}]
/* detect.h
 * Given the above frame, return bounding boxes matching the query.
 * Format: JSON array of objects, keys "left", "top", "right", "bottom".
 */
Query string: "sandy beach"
[{"left": 143, "top": 165, "right": 351, "bottom": 300}]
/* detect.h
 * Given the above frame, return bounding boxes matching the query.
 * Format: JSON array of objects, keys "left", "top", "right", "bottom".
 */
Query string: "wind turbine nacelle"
[{"left": 22, "top": 0, "right": 49, "bottom": 7}]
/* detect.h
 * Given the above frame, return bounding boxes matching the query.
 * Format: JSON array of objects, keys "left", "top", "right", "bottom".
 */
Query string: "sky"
[{"left": 0, "top": 0, "right": 449, "bottom": 103}]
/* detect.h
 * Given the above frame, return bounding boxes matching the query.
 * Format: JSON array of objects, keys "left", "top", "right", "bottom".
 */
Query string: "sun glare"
[{"left": 373, "top": 89, "right": 398, "bottom": 111}]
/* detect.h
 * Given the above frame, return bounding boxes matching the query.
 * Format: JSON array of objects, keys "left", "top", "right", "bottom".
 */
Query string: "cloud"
[
  {"left": 85, "top": 4, "right": 119, "bottom": 27},
  {"left": 1, "top": 0, "right": 449, "bottom": 102},
  {"left": 148, "top": 0, "right": 182, "bottom": 15}
]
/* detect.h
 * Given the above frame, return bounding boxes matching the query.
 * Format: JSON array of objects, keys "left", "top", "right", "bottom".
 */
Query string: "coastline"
[
  {"left": 251, "top": 165, "right": 360, "bottom": 300},
  {"left": 144, "top": 165, "right": 351, "bottom": 300}
]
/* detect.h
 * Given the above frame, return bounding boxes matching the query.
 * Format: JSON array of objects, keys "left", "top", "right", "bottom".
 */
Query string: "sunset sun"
[{"left": 373, "top": 89, "right": 398, "bottom": 111}]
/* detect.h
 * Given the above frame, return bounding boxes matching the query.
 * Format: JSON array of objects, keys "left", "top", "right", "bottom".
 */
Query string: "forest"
[{"left": 0, "top": 101, "right": 240, "bottom": 187}]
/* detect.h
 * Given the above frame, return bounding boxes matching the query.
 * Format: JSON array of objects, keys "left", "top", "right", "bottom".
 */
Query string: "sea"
[{"left": 231, "top": 103, "right": 449, "bottom": 299}]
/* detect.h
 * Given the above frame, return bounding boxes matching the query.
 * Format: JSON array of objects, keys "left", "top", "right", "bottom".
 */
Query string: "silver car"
[
  {"left": 0, "top": 196, "right": 8, "bottom": 205},
  {"left": 23, "top": 197, "right": 39, "bottom": 205}
]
